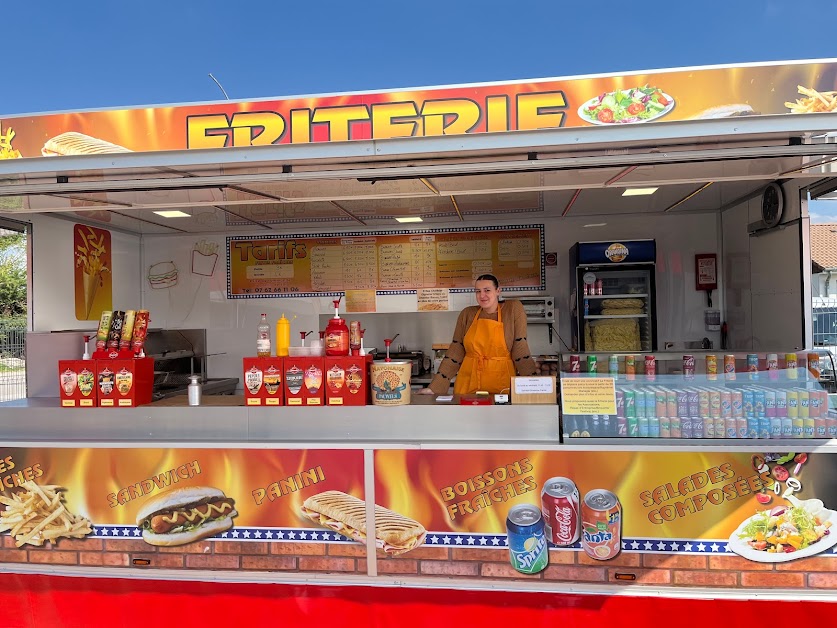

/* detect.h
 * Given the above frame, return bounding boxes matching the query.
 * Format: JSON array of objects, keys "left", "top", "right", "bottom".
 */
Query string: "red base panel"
[{"left": 1, "top": 573, "right": 835, "bottom": 627}]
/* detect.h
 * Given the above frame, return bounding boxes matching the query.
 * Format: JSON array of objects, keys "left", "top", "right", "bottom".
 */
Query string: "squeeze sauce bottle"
[
  {"left": 325, "top": 298, "right": 350, "bottom": 356},
  {"left": 276, "top": 314, "right": 290, "bottom": 357}
]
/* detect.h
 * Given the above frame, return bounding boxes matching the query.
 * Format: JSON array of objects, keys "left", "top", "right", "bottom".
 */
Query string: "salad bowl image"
[
  {"left": 728, "top": 500, "right": 836, "bottom": 563},
  {"left": 579, "top": 87, "right": 674, "bottom": 125}
]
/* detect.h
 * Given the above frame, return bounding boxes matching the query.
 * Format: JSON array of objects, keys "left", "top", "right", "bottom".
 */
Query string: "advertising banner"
[
  {"left": 73, "top": 224, "right": 112, "bottom": 321},
  {"left": 374, "top": 449, "right": 837, "bottom": 570},
  {"left": 1, "top": 60, "right": 836, "bottom": 161}
]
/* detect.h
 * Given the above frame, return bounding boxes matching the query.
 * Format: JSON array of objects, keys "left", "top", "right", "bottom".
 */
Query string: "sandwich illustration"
[
  {"left": 42, "top": 131, "right": 131, "bottom": 156},
  {"left": 147, "top": 261, "right": 178, "bottom": 289},
  {"left": 302, "top": 490, "right": 426, "bottom": 556},
  {"left": 136, "top": 486, "right": 237, "bottom": 547}
]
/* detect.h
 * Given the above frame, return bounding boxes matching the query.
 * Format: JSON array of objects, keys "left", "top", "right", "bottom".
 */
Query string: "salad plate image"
[
  {"left": 579, "top": 87, "right": 675, "bottom": 125},
  {"left": 728, "top": 501, "right": 836, "bottom": 563}
]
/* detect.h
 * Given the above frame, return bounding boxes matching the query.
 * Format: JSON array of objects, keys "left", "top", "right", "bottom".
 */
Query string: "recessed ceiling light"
[
  {"left": 583, "top": 223, "right": 607, "bottom": 228},
  {"left": 395, "top": 216, "right": 423, "bottom": 223},
  {"left": 153, "top": 210, "right": 191, "bottom": 218},
  {"left": 622, "top": 187, "right": 658, "bottom": 196}
]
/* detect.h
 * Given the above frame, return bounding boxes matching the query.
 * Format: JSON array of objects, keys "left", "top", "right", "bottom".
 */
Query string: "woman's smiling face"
[{"left": 474, "top": 279, "right": 500, "bottom": 313}]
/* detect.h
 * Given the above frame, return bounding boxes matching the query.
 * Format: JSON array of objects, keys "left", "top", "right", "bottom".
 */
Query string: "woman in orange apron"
[{"left": 420, "top": 274, "right": 537, "bottom": 396}]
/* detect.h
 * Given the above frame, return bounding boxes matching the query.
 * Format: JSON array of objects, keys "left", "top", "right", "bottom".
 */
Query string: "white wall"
[
  {"left": 141, "top": 211, "right": 722, "bottom": 383},
  {"left": 30, "top": 215, "right": 142, "bottom": 332}
]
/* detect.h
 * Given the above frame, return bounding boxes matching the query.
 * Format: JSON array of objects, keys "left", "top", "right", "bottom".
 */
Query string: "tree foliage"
[{"left": 0, "top": 232, "right": 26, "bottom": 320}]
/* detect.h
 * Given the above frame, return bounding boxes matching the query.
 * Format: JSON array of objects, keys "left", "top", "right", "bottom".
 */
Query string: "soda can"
[
  {"left": 810, "top": 390, "right": 821, "bottom": 418},
  {"left": 808, "top": 352, "right": 821, "bottom": 380},
  {"left": 581, "top": 490, "right": 622, "bottom": 561},
  {"left": 119, "top": 310, "right": 136, "bottom": 351},
  {"left": 787, "top": 390, "right": 799, "bottom": 418},
  {"left": 587, "top": 355, "right": 598, "bottom": 375},
  {"left": 827, "top": 417, "right": 837, "bottom": 439},
  {"left": 687, "top": 389, "right": 699, "bottom": 416},
  {"left": 706, "top": 355, "right": 718, "bottom": 381},
  {"left": 675, "top": 390, "right": 688, "bottom": 417},
  {"left": 635, "top": 390, "right": 646, "bottom": 418},
  {"left": 625, "top": 390, "right": 636, "bottom": 418},
  {"left": 644, "top": 355, "right": 656, "bottom": 381},
  {"left": 746, "top": 417, "right": 759, "bottom": 439},
  {"left": 754, "top": 390, "right": 766, "bottom": 417},
  {"left": 638, "top": 417, "right": 649, "bottom": 438},
  {"left": 596, "top": 279, "right": 603, "bottom": 295},
  {"left": 659, "top": 416, "right": 671, "bottom": 438},
  {"left": 107, "top": 311, "right": 125, "bottom": 350},
  {"left": 698, "top": 389, "right": 710, "bottom": 416},
  {"left": 681, "top": 416, "right": 693, "bottom": 439},
  {"left": 683, "top": 355, "right": 695, "bottom": 380},
  {"left": 627, "top": 416, "right": 639, "bottom": 438},
  {"left": 625, "top": 355, "right": 636, "bottom": 381},
  {"left": 758, "top": 416, "right": 771, "bottom": 439},
  {"left": 731, "top": 391, "right": 744, "bottom": 418},
  {"left": 655, "top": 389, "right": 667, "bottom": 418},
  {"left": 666, "top": 390, "right": 677, "bottom": 417},
  {"left": 815, "top": 417, "right": 827, "bottom": 439},
  {"left": 766, "top": 353, "right": 779, "bottom": 381},
  {"left": 569, "top": 355, "right": 581, "bottom": 374},
  {"left": 792, "top": 417, "right": 804, "bottom": 438},
  {"left": 799, "top": 391, "right": 810, "bottom": 418},
  {"left": 781, "top": 417, "right": 793, "bottom": 438},
  {"left": 786, "top": 353, "right": 798, "bottom": 380},
  {"left": 507, "top": 504, "right": 549, "bottom": 574},
  {"left": 724, "top": 355, "right": 736, "bottom": 381},
  {"left": 775, "top": 390, "right": 788, "bottom": 417},
  {"left": 737, "top": 417, "right": 748, "bottom": 439},
  {"left": 648, "top": 416, "right": 660, "bottom": 438},
  {"left": 770, "top": 416, "right": 782, "bottom": 439},
  {"left": 765, "top": 390, "right": 776, "bottom": 417},
  {"left": 541, "top": 477, "right": 580, "bottom": 546},
  {"left": 670, "top": 416, "right": 682, "bottom": 438},
  {"left": 713, "top": 416, "right": 725, "bottom": 439},
  {"left": 617, "top": 416, "right": 627, "bottom": 437},
  {"left": 803, "top": 417, "right": 815, "bottom": 439},
  {"left": 747, "top": 354, "right": 760, "bottom": 380},
  {"left": 710, "top": 390, "right": 722, "bottom": 418},
  {"left": 742, "top": 390, "right": 754, "bottom": 417},
  {"left": 692, "top": 416, "right": 704, "bottom": 439},
  {"left": 615, "top": 391, "right": 625, "bottom": 418},
  {"left": 725, "top": 417, "right": 737, "bottom": 439},
  {"left": 719, "top": 391, "right": 731, "bottom": 418},
  {"left": 607, "top": 355, "right": 619, "bottom": 378},
  {"left": 646, "top": 389, "right": 658, "bottom": 419}
]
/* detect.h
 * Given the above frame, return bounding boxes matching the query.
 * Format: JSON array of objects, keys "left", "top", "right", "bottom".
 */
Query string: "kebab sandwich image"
[
  {"left": 302, "top": 490, "right": 426, "bottom": 556},
  {"left": 42, "top": 131, "right": 131, "bottom": 156},
  {"left": 136, "top": 486, "right": 237, "bottom": 547}
]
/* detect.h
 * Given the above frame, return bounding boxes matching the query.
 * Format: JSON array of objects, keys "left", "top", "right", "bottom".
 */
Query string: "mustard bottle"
[{"left": 276, "top": 314, "right": 290, "bottom": 357}]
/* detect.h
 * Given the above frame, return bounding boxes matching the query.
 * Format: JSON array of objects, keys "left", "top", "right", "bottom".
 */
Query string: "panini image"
[
  {"left": 302, "top": 490, "right": 426, "bottom": 556},
  {"left": 42, "top": 132, "right": 132, "bottom": 156}
]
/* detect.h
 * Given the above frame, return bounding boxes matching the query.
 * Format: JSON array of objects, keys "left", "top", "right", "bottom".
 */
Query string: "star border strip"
[{"left": 92, "top": 526, "right": 357, "bottom": 543}]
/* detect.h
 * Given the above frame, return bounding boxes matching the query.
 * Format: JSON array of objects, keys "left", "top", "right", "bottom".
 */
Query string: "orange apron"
[{"left": 453, "top": 304, "right": 515, "bottom": 395}]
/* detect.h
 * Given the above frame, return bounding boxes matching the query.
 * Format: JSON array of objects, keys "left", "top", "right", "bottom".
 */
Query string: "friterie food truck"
[{"left": 2, "top": 58, "right": 837, "bottom": 620}]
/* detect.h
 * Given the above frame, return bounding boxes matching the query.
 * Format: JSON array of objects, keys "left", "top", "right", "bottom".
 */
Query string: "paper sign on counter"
[
  {"left": 560, "top": 377, "right": 616, "bottom": 415},
  {"left": 417, "top": 288, "right": 450, "bottom": 311},
  {"left": 513, "top": 377, "right": 554, "bottom": 395},
  {"left": 345, "top": 290, "right": 377, "bottom": 313}
]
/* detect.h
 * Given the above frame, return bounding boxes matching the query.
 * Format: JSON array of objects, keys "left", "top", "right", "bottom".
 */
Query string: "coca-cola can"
[
  {"left": 569, "top": 355, "right": 581, "bottom": 373},
  {"left": 683, "top": 355, "right": 695, "bottom": 380},
  {"left": 541, "top": 476, "right": 580, "bottom": 546},
  {"left": 644, "top": 355, "right": 656, "bottom": 381}
]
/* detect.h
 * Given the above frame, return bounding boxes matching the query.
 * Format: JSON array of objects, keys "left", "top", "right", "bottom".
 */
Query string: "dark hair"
[{"left": 475, "top": 274, "right": 499, "bottom": 288}]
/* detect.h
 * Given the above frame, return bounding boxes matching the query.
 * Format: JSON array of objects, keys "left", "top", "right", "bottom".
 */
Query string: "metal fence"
[{"left": 0, "top": 326, "right": 25, "bottom": 402}]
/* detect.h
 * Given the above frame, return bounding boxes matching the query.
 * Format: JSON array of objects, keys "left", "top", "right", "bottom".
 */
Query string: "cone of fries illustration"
[{"left": 75, "top": 227, "right": 110, "bottom": 319}]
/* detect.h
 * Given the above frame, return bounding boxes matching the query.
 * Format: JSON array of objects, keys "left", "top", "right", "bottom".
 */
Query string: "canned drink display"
[
  {"left": 683, "top": 355, "right": 695, "bottom": 380},
  {"left": 615, "top": 391, "right": 625, "bottom": 418},
  {"left": 644, "top": 355, "right": 656, "bottom": 381},
  {"left": 713, "top": 416, "right": 725, "bottom": 439},
  {"left": 669, "top": 416, "right": 681, "bottom": 438},
  {"left": 765, "top": 390, "right": 776, "bottom": 417},
  {"left": 570, "top": 355, "right": 581, "bottom": 373},
  {"left": 686, "top": 389, "right": 699, "bottom": 416},
  {"left": 692, "top": 416, "right": 704, "bottom": 439},
  {"left": 627, "top": 415, "right": 639, "bottom": 437},
  {"left": 737, "top": 417, "right": 748, "bottom": 439},
  {"left": 746, "top": 416, "right": 759, "bottom": 439},
  {"left": 787, "top": 390, "right": 799, "bottom": 418},
  {"left": 808, "top": 352, "right": 821, "bottom": 380},
  {"left": 596, "top": 279, "right": 603, "bottom": 295},
  {"left": 792, "top": 417, "right": 804, "bottom": 438},
  {"left": 724, "top": 355, "right": 736, "bottom": 381},
  {"left": 587, "top": 355, "right": 598, "bottom": 375},
  {"left": 698, "top": 389, "right": 710, "bottom": 416},
  {"left": 754, "top": 390, "right": 766, "bottom": 417},
  {"left": 786, "top": 353, "right": 798, "bottom": 380},
  {"left": 731, "top": 391, "right": 744, "bottom": 418},
  {"left": 676, "top": 390, "right": 688, "bottom": 417},
  {"left": 638, "top": 416, "right": 649, "bottom": 438},
  {"left": 770, "top": 416, "right": 782, "bottom": 439},
  {"left": 617, "top": 416, "right": 627, "bottom": 437},
  {"left": 659, "top": 416, "right": 671, "bottom": 438},
  {"left": 625, "top": 355, "right": 636, "bottom": 381},
  {"left": 719, "top": 391, "right": 731, "bottom": 417},
  {"left": 541, "top": 477, "right": 580, "bottom": 546},
  {"left": 799, "top": 391, "right": 810, "bottom": 418},
  {"left": 666, "top": 391, "right": 677, "bottom": 417},
  {"left": 758, "top": 417, "right": 770, "bottom": 439},
  {"left": 815, "top": 417, "right": 828, "bottom": 438},
  {"left": 581, "top": 490, "right": 622, "bottom": 561},
  {"left": 709, "top": 390, "right": 722, "bottom": 417},
  {"left": 782, "top": 417, "right": 793, "bottom": 438},
  {"left": 725, "top": 417, "right": 737, "bottom": 439},
  {"left": 624, "top": 390, "right": 636, "bottom": 418},
  {"left": 766, "top": 353, "right": 779, "bottom": 381},
  {"left": 742, "top": 390, "right": 754, "bottom": 417},
  {"left": 706, "top": 355, "right": 718, "bottom": 381},
  {"left": 829, "top": 418, "right": 837, "bottom": 439},
  {"left": 635, "top": 390, "right": 646, "bottom": 418},
  {"left": 747, "top": 354, "right": 760, "bottom": 380},
  {"left": 803, "top": 417, "right": 816, "bottom": 439},
  {"left": 506, "top": 504, "right": 549, "bottom": 574},
  {"left": 681, "top": 416, "right": 693, "bottom": 439},
  {"left": 775, "top": 390, "right": 787, "bottom": 416},
  {"left": 655, "top": 390, "right": 667, "bottom": 418},
  {"left": 608, "top": 355, "right": 619, "bottom": 377}
]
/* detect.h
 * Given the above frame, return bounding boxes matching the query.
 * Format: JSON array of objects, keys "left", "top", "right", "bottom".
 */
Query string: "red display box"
[
  {"left": 58, "top": 360, "right": 98, "bottom": 407},
  {"left": 284, "top": 356, "right": 324, "bottom": 406},
  {"left": 242, "top": 357, "right": 284, "bottom": 406},
  {"left": 97, "top": 357, "right": 154, "bottom": 407},
  {"left": 325, "top": 356, "right": 368, "bottom": 406}
]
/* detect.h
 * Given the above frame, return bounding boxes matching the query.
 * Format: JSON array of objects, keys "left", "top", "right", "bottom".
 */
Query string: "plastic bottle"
[
  {"left": 276, "top": 314, "right": 290, "bottom": 357},
  {"left": 257, "top": 313, "right": 271, "bottom": 357},
  {"left": 325, "top": 298, "right": 350, "bottom": 356}
]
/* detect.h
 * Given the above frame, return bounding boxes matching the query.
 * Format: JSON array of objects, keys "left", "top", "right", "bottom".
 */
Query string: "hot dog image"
[{"left": 136, "top": 486, "right": 237, "bottom": 547}]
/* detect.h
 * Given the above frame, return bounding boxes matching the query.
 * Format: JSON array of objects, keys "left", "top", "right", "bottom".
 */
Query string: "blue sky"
[{"left": 5, "top": 1, "right": 837, "bottom": 220}]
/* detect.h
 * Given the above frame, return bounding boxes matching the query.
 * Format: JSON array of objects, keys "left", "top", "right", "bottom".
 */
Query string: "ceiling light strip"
[
  {"left": 110, "top": 210, "right": 190, "bottom": 233},
  {"left": 604, "top": 166, "right": 638, "bottom": 186},
  {"left": 419, "top": 178, "right": 440, "bottom": 194},
  {"left": 562, "top": 189, "right": 581, "bottom": 217},
  {"left": 450, "top": 196, "right": 464, "bottom": 221},
  {"left": 664, "top": 182, "right": 714, "bottom": 213},
  {"left": 329, "top": 201, "right": 368, "bottom": 226}
]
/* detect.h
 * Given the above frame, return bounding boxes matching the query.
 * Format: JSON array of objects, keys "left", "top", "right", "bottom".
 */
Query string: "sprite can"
[{"left": 506, "top": 504, "right": 549, "bottom": 574}]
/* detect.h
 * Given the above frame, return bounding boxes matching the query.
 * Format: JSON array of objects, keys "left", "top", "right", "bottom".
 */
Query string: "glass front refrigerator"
[{"left": 570, "top": 240, "right": 657, "bottom": 353}]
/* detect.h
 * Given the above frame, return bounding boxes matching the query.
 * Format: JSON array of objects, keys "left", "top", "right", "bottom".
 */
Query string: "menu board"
[{"left": 227, "top": 226, "right": 544, "bottom": 298}]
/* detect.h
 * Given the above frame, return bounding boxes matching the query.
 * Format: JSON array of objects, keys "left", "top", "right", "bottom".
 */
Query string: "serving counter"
[{"left": 2, "top": 397, "right": 837, "bottom": 598}]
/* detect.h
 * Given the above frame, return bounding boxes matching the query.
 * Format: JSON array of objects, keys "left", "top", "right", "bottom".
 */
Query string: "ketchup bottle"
[{"left": 325, "top": 298, "right": 350, "bottom": 356}]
